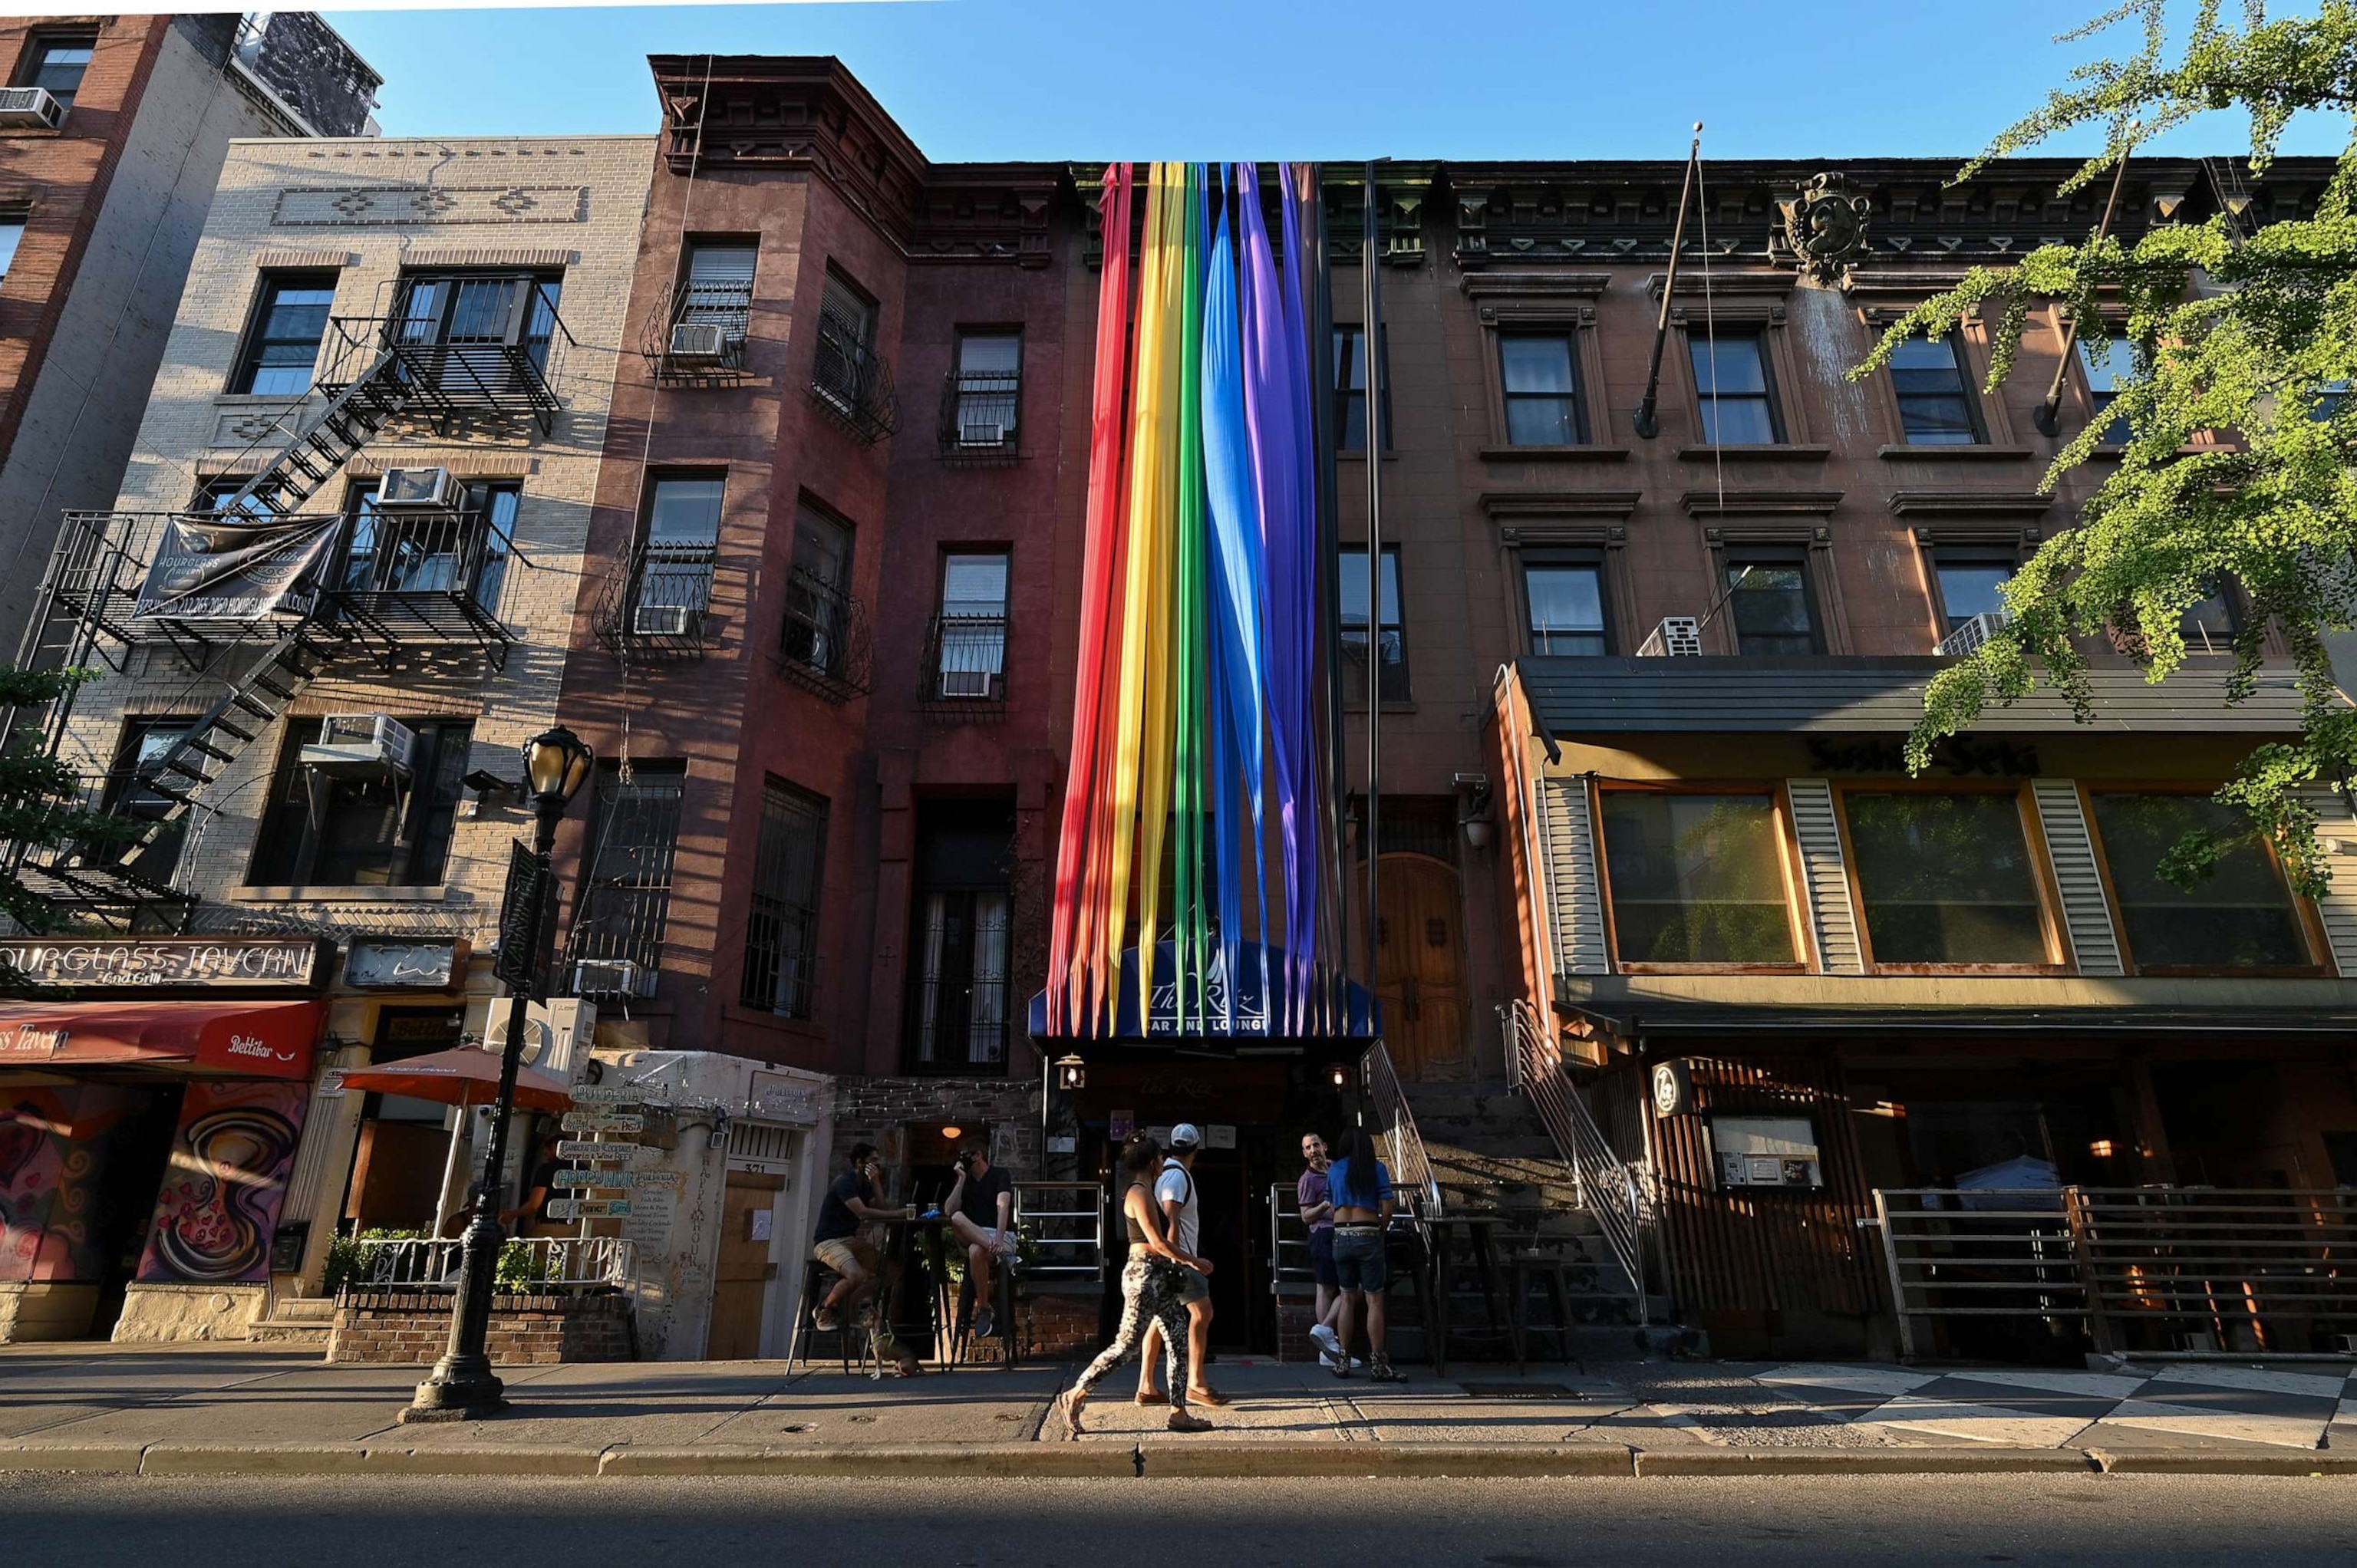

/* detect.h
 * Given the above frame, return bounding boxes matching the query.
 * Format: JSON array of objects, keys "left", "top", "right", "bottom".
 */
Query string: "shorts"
[
  {"left": 812, "top": 1237, "right": 880, "bottom": 1278},
  {"left": 1307, "top": 1226, "right": 1339, "bottom": 1287},
  {"left": 1333, "top": 1227, "right": 1388, "bottom": 1293},
  {"left": 1178, "top": 1267, "right": 1211, "bottom": 1306}
]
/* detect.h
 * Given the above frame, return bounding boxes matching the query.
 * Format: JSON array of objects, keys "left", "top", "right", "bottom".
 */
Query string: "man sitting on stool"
[
  {"left": 943, "top": 1140, "right": 1017, "bottom": 1339},
  {"left": 809, "top": 1142, "right": 921, "bottom": 1375}
]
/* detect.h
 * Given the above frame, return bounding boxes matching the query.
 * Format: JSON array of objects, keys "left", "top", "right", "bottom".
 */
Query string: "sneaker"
[
  {"left": 1369, "top": 1355, "right": 1405, "bottom": 1384},
  {"left": 974, "top": 1305, "right": 996, "bottom": 1339},
  {"left": 1320, "top": 1347, "right": 1351, "bottom": 1378},
  {"left": 1308, "top": 1322, "right": 1342, "bottom": 1359},
  {"left": 811, "top": 1307, "right": 839, "bottom": 1332}
]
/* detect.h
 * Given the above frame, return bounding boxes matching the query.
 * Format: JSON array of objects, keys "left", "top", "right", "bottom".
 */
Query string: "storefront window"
[
  {"left": 2088, "top": 792, "right": 2309, "bottom": 969},
  {"left": 1843, "top": 792, "right": 2049, "bottom": 965},
  {"left": 1599, "top": 792, "right": 1795, "bottom": 964}
]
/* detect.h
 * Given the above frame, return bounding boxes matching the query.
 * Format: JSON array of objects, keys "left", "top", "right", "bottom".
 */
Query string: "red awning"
[{"left": 0, "top": 1000, "right": 325, "bottom": 1081}]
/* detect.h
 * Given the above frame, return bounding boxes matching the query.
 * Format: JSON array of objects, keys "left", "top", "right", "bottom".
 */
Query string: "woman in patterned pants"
[{"left": 1060, "top": 1133, "right": 1215, "bottom": 1435}]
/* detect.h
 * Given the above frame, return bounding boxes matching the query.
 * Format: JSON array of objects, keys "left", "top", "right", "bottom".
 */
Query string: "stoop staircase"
[{"left": 1402, "top": 1077, "right": 1649, "bottom": 1354}]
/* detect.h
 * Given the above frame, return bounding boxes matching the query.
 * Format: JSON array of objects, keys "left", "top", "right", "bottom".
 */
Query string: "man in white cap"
[{"left": 1138, "top": 1122, "right": 1225, "bottom": 1408}]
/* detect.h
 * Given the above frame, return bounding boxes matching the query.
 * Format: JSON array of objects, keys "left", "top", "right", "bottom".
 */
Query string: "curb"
[{"left": 5, "top": 1439, "right": 2356, "bottom": 1481}]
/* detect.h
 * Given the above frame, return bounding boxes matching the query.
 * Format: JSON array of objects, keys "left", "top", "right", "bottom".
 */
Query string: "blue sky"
[{"left": 322, "top": 1, "right": 2352, "bottom": 163}]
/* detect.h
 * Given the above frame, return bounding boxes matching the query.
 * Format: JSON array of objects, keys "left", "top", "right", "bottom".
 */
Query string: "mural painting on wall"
[
  {"left": 135, "top": 1080, "right": 308, "bottom": 1285},
  {"left": 1, "top": 1086, "right": 144, "bottom": 1283}
]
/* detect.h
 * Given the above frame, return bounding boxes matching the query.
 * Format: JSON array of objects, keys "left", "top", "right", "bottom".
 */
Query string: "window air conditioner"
[
  {"left": 374, "top": 466, "right": 460, "bottom": 512},
  {"left": 633, "top": 603, "right": 693, "bottom": 637},
  {"left": 958, "top": 420, "right": 1007, "bottom": 449},
  {"left": 938, "top": 667, "right": 994, "bottom": 699},
  {"left": 572, "top": 959, "right": 651, "bottom": 999},
  {"left": 668, "top": 321, "right": 727, "bottom": 362},
  {"left": 0, "top": 87, "right": 65, "bottom": 131},
  {"left": 300, "top": 714, "right": 418, "bottom": 776},
  {"left": 1637, "top": 616, "right": 1703, "bottom": 657},
  {"left": 1937, "top": 609, "right": 2013, "bottom": 657}
]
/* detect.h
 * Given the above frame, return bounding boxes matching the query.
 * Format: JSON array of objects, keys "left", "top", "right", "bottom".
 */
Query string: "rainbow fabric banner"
[{"left": 1047, "top": 162, "right": 1348, "bottom": 1040}]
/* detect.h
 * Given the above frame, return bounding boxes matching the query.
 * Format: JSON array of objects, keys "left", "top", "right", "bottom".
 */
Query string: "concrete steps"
[{"left": 248, "top": 1294, "right": 335, "bottom": 1349}]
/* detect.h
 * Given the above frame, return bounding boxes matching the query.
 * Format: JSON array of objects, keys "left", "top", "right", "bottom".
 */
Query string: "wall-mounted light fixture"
[
  {"left": 1453, "top": 772, "right": 1494, "bottom": 851},
  {"left": 2088, "top": 1138, "right": 2117, "bottom": 1159},
  {"left": 1329, "top": 1062, "right": 1350, "bottom": 1091},
  {"left": 1054, "top": 1053, "right": 1086, "bottom": 1091},
  {"left": 941, "top": 1125, "right": 963, "bottom": 1141}
]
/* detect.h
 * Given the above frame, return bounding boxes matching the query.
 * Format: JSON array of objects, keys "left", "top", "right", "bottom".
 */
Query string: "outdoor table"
[{"left": 871, "top": 1214, "right": 961, "bottom": 1369}]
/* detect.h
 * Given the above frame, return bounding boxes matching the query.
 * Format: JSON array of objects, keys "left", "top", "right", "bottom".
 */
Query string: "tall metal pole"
[
  {"left": 1360, "top": 162, "right": 1383, "bottom": 995},
  {"left": 1633, "top": 126, "right": 1703, "bottom": 440},
  {"left": 404, "top": 797, "right": 564, "bottom": 1422}
]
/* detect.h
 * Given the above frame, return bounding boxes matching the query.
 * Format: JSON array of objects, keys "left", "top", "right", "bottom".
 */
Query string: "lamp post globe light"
[{"left": 404, "top": 724, "right": 592, "bottom": 1422}]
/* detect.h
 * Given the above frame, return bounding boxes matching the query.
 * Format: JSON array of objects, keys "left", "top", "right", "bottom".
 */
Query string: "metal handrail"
[
  {"left": 1362, "top": 1038, "right": 1442, "bottom": 1220},
  {"left": 1014, "top": 1180, "right": 1106, "bottom": 1286},
  {"left": 348, "top": 1235, "right": 638, "bottom": 1292},
  {"left": 1501, "top": 998, "right": 1648, "bottom": 1306}
]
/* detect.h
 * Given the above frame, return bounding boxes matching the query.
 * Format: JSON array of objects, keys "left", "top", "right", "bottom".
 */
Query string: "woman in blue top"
[{"left": 1326, "top": 1127, "right": 1405, "bottom": 1382}]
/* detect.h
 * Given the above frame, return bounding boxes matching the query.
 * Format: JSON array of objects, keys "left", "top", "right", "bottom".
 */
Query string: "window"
[
  {"left": 950, "top": 330, "right": 1021, "bottom": 450},
  {"left": 18, "top": 35, "right": 93, "bottom": 111},
  {"left": 1524, "top": 558, "right": 1608, "bottom": 656},
  {"left": 395, "top": 272, "right": 562, "bottom": 381},
  {"left": 781, "top": 501, "right": 853, "bottom": 676},
  {"left": 1724, "top": 554, "right": 1819, "bottom": 655},
  {"left": 0, "top": 215, "right": 22, "bottom": 278},
  {"left": 2088, "top": 793, "right": 2310, "bottom": 970},
  {"left": 1931, "top": 548, "right": 2016, "bottom": 634},
  {"left": 812, "top": 265, "right": 881, "bottom": 423},
  {"left": 1842, "top": 792, "right": 2049, "bottom": 966},
  {"left": 1891, "top": 334, "right": 1980, "bottom": 444},
  {"left": 341, "top": 479, "right": 516, "bottom": 611},
  {"left": 2181, "top": 584, "right": 2240, "bottom": 654},
  {"left": 1499, "top": 333, "right": 1587, "bottom": 446},
  {"left": 1689, "top": 330, "right": 1780, "bottom": 443},
  {"left": 906, "top": 799, "right": 1015, "bottom": 1071},
  {"left": 635, "top": 473, "right": 723, "bottom": 625},
  {"left": 679, "top": 241, "right": 753, "bottom": 335},
  {"left": 1333, "top": 324, "right": 1391, "bottom": 451},
  {"left": 2078, "top": 332, "right": 2134, "bottom": 444},
  {"left": 247, "top": 719, "right": 473, "bottom": 888},
  {"left": 97, "top": 719, "right": 193, "bottom": 885},
  {"left": 569, "top": 764, "right": 687, "bottom": 981},
  {"left": 1339, "top": 545, "right": 1407, "bottom": 701},
  {"left": 741, "top": 779, "right": 826, "bottom": 1019},
  {"left": 1600, "top": 792, "right": 1797, "bottom": 965},
  {"left": 232, "top": 273, "right": 338, "bottom": 396},
  {"left": 933, "top": 550, "right": 1009, "bottom": 701}
]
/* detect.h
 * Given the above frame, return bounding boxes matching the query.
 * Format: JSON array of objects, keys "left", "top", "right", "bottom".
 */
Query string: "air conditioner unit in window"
[
  {"left": 633, "top": 603, "right": 692, "bottom": 637},
  {"left": 938, "top": 667, "right": 994, "bottom": 699},
  {"left": 1938, "top": 609, "right": 2013, "bottom": 657},
  {"left": 374, "top": 466, "right": 460, "bottom": 512},
  {"left": 572, "top": 959, "right": 653, "bottom": 1000},
  {"left": 668, "top": 321, "right": 726, "bottom": 362},
  {"left": 958, "top": 420, "right": 1008, "bottom": 449},
  {"left": 1637, "top": 616, "right": 1703, "bottom": 657},
  {"left": 0, "top": 87, "right": 64, "bottom": 131},
  {"left": 480, "top": 998, "right": 599, "bottom": 1081},
  {"left": 300, "top": 714, "right": 417, "bottom": 776}
]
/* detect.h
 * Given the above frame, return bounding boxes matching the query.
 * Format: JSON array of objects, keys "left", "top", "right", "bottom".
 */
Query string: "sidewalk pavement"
[{"left": 4, "top": 1342, "right": 2355, "bottom": 1479}]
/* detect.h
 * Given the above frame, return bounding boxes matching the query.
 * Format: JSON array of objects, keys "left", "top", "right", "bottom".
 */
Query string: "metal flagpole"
[
  {"left": 1633, "top": 126, "right": 1702, "bottom": 440},
  {"left": 1360, "top": 161, "right": 1383, "bottom": 996}
]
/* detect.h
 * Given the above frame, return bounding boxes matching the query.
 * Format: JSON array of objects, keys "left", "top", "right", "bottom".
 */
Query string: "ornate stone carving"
[
  {"left": 272, "top": 186, "right": 589, "bottom": 227},
  {"left": 1775, "top": 173, "right": 1873, "bottom": 284}
]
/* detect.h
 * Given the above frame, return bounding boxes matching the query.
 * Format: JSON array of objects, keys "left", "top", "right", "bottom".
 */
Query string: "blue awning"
[{"left": 1027, "top": 941, "right": 1380, "bottom": 1043}]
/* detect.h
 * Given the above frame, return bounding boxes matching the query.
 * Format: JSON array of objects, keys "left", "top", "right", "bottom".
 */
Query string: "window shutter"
[
  {"left": 1785, "top": 779, "right": 1864, "bottom": 974},
  {"left": 2295, "top": 782, "right": 2357, "bottom": 977},
  {"left": 687, "top": 245, "right": 756, "bottom": 288},
  {"left": 2029, "top": 779, "right": 2124, "bottom": 975},
  {"left": 1535, "top": 776, "right": 1609, "bottom": 975}
]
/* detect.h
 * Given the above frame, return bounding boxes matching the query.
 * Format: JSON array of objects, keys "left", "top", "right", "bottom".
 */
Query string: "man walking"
[
  {"left": 1297, "top": 1131, "right": 1357, "bottom": 1372},
  {"left": 1138, "top": 1123, "right": 1225, "bottom": 1407},
  {"left": 943, "top": 1139, "right": 1017, "bottom": 1339},
  {"left": 1327, "top": 1127, "right": 1405, "bottom": 1383}
]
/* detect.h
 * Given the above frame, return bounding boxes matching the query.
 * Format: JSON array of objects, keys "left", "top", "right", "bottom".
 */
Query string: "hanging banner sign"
[
  {"left": 546, "top": 1198, "right": 633, "bottom": 1220},
  {"left": 559, "top": 1111, "right": 643, "bottom": 1133},
  {"left": 134, "top": 512, "right": 341, "bottom": 621}
]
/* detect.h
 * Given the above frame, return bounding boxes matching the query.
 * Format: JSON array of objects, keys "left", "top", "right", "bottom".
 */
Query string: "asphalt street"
[{"left": 6, "top": 1471, "right": 2356, "bottom": 1566}]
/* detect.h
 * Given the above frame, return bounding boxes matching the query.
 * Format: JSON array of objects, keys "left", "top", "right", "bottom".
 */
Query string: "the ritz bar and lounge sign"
[{"left": 0, "top": 937, "right": 330, "bottom": 990}]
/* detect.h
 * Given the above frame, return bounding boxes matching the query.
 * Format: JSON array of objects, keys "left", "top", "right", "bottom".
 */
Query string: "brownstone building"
[
  {"left": 0, "top": 13, "right": 377, "bottom": 647},
  {"left": 560, "top": 54, "right": 2357, "bottom": 1358}
]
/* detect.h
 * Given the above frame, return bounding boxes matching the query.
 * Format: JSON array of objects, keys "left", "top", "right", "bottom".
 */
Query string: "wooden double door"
[{"left": 1374, "top": 853, "right": 1469, "bottom": 1082}]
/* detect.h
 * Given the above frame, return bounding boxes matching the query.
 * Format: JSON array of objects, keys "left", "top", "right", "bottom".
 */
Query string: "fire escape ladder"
[{"left": 216, "top": 348, "right": 417, "bottom": 519}]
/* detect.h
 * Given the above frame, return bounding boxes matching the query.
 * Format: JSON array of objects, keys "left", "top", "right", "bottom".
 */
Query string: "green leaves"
[{"left": 1874, "top": 2, "right": 2357, "bottom": 896}]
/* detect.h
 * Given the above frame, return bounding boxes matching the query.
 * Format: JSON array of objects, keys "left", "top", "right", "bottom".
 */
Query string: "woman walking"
[{"left": 1059, "top": 1132, "right": 1215, "bottom": 1435}]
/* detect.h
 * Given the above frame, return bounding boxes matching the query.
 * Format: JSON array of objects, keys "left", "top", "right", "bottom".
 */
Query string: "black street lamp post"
[{"left": 404, "top": 723, "right": 593, "bottom": 1423}]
